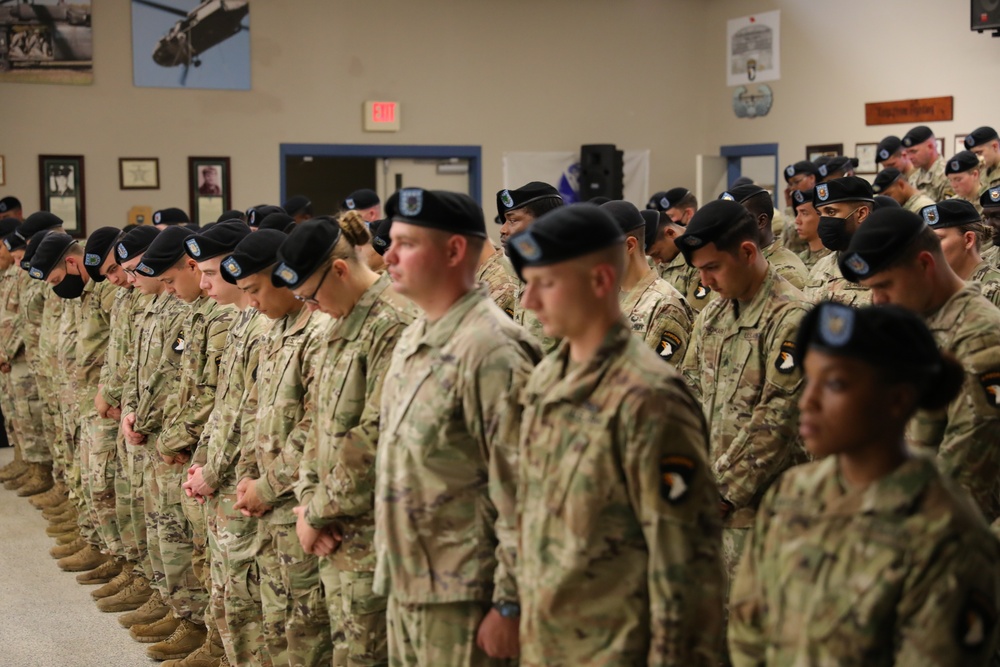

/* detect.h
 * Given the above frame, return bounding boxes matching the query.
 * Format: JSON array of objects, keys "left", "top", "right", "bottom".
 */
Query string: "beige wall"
[{"left": 2, "top": 0, "right": 998, "bottom": 231}]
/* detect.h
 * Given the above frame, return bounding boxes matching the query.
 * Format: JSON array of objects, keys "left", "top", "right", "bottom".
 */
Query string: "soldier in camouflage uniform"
[
  {"left": 601, "top": 200, "right": 692, "bottom": 364},
  {"left": 946, "top": 150, "right": 986, "bottom": 215},
  {"left": 227, "top": 230, "right": 333, "bottom": 667},
  {"left": 805, "top": 177, "right": 876, "bottom": 307},
  {"left": 475, "top": 240, "right": 517, "bottom": 317},
  {"left": 495, "top": 182, "right": 564, "bottom": 352},
  {"left": 181, "top": 221, "right": 271, "bottom": 667},
  {"left": 730, "top": 302, "right": 1000, "bottom": 666},
  {"left": 966, "top": 126, "right": 1000, "bottom": 190},
  {"left": 508, "top": 203, "right": 724, "bottom": 666},
  {"left": 902, "top": 125, "right": 954, "bottom": 202},
  {"left": 678, "top": 200, "right": 809, "bottom": 590},
  {"left": 788, "top": 189, "right": 832, "bottom": 270},
  {"left": 778, "top": 161, "right": 818, "bottom": 254},
  {"left": 0, "top": 219, "right": 23, "bottom": 471},
  {"left": 870, "top": 167, "right": 935, "bottom": 214},
  {"left": 270, "top": 215, "right": 415, "bottom": 667},
  {"left": 840, "top": 208, "right": 1000, "bottom": 529},
  {"left": 917, "top": 200, "right": 1000, "bottom": 306},
  {"left": 980, "top": 187, "right": 1000, "bottom": 271},
  {"left": 647, "top": 187, "right": 717, "bottom": 312},
  {"left": 376, "top": 189, "right": 541, "bottom": 666}
]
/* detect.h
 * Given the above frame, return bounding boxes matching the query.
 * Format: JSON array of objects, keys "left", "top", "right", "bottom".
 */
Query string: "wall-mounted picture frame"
[
  {"left": 119, "top": 157, "right": 160, "bottom": 190},
  {"left": 806, "top": 143, "right": 843, "bottom": 162},
  {"left": 0, "top": 155, "right": 5, "bottom": 186},
  {"left": 188, "top": 156, "right": 231, "bottom": 226},
  {"left": 855, "top": 142, "right": 878, "bottom": 174},
  {"left": 936, "top": 137, "right": 946, "bottom": 158},
  {"left": 955, "top": 135, "right": 968, "bottom": 156},
  {"left": 38, "top": 155, "right": 86, "bottom": 238}
]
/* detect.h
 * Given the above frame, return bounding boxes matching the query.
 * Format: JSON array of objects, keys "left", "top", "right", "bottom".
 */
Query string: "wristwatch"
[{"left": 493, "top": 600, "right": 520, "bottom": 618}]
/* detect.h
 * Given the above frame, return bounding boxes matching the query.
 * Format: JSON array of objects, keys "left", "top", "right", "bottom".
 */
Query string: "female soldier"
[{"left": 729, "top": 301, "right": 1000, "bottom": 666}]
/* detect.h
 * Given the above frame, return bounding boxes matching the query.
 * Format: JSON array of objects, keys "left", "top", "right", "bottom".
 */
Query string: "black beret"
[
  {"left": 221, "top": 230, "right": 286, "bottom": 284},
  {"left": 496, "top": 182, "right": 562, "bottom": 217},
  {"left": 257, "top": 212, "right": 296, "bottom": 233},
  {"left": 343, "top": 189, "right": 380, "bottom": 211},
  {"left": 184, "top": 220, "right": 252, "bottom": 261},
  {"left": 876, "top": 136, "right": 903, "bottom": 163},
  {"left": 50, "top": 165, "right": 70, "bottom": 177},
  {"left": 873, "top": 195, "right": 901, "bottom": 211},
  {"left": 135, "top": 226, "right": 194, "bottom": 277},
  {"left": 871, "top": 168, "right": 904, "bottom": 194},
  {"left": 839, "top": 208, "right": 925, "bottom": 282},
  {"left": 918, "top": 200, "right": 981, "bottom": 229},
  {"left": 115, "top": 226, "right": 160, "bottom": 263},
  {"left": 386, "top": 188, "right": 486, "bottom": 239},
  {"left": 817, "top": 156, "right": 859, "bottom": 179},
  {"left": 814, "top": 176, "right": 875, "bottom": 206},
  {"left": 902, "top": 125, "right": 934, "bottom": 148},
  {"left": 639, "top": 209, "right": 660, "bottom": 252},
  {"left": 246, "top": 205, "right": 285, "bottom": 228},
  {"left": 676, "top": 199, "right": 753, "bottom": 265},
  {"left": 981, "top": 185, "right": 1000, "bottom": 210},
  {"left": 654, "top": 187, "right": 691, "bottom": 212},
  {"left": 719, "top": 183, "right": 768, "bottom": 204},
  {"left": 585, "top": 196, "right": 612, "bottom": 206},
  {"left": 0, "top": 196, "right": 21, "bottom": 214},
  {"left": 0, "top": 218, "right": 19, "bottom": 239},
  {"left": 16, "top": 211, "right": 63, "bottom": 241},
  {"left": 272, "top": 217, "right": 342, "bottom": 288},
  {"left": 796, "top": 301, "right": 942, "bottom": 377},
  {"left": 281, "top": 195, "right": 312, "bottom": 217},
  {"left": 945, "top": 150, "right": 980, "bottom": 175},
  {"left": 813, "top": 155, "right": 833, "bottom": 170},
  {"left": 152, "top": 208, "right": 190, "bottom": 226},
  {"left": 784, "top": 161, "right": 818, "bottom": 182},
  {"left": 217, "top": 209, "right": 245, "bottom": 223},
  {"left": 791, "top": 188, "right": 816, "bottom": 209},
  {"left": 371, "top": 218, "right": 392, "bottom": 256},
  {"left": 22, "top": 230, "right": 51, "bottom": 270},
  {"left": 731, "top": 176, "right": 754, "bottom": 188},
  {"left": 4, "top": 233, "right": 26, "bottom": 253},
  {"left": 28, "top": 233, "right": 77, "bottom": 280},
  {"left": 965, "top": 126, "right": 999, "bottom": 149},
  {"left": 83, "top": 226, "right": 122, "bottom": 282},
  {"left": 646, "top": 191, "right": 670, "bottom": 212},
  {"left": 507, "top": 204, "right": 623, "bottom": 280},
  {"left": 600, "top": 200, "right": 645, "bottom": 234}
]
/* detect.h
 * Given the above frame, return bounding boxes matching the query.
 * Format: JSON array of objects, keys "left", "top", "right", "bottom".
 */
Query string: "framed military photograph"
[
  {"left": 955, "top": 135, "right": 968, "bottom": 156},
  {"left": 936, "top": 138, "right": 946, "bottom": 158},
  {"left": 188, "top": 156, "right": 231, "bottom": 226},
  {"left": 0, "top": 155, "right": 5, "bottom": 186},
  {"left": 806, "top": 143, "right": 843, "bottom": 162},
  {"left": 119, "top": 157, "right": 160, "bottom": 190},
  {"left": 855, "top": 142, "right": 878, "bottom": 174},
  {"left": 38, "top": 155, "right": 86, "bottom": 238}
]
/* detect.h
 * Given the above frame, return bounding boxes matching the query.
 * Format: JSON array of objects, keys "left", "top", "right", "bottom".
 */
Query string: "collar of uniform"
[
  {"left": 531, "top": 318, "right": 633, "bottom": 407},
  {"left": 330, "top": 272, "right": 392, "bottom": 343},
  {"left": 82, "top": 278, "right": 97, "bottom": 297},
  {"left": 414, "top": 285, "right": 490, "bottom": 350},
  {"left": 828, "top": 455, "right": 937, "bottom": 517},
  {"left": 620, "top": 267, "right": 659, "bottom": 314},
  {"left": 278, "top": 304, "right": 316, "bottom": 342},
  {"left": 923, "top": 282, "right": 984, "bottom": 333},
  {"left": 729, "top": 265, "right": 779, "bottom": 329}
]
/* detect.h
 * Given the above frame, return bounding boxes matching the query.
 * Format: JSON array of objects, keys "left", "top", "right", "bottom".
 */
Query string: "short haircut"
[
  {"left": 712, "top": 207, "right": 760, "bottom": 254},
  {"left": 883, "top": 225, "right": 942, "bottom": 272},
  {"left": 523, "top": 197, "right": 564, "bottom": 219},
  {"left": 742, "top": 191, "right": 774, "bottom": 224},
  {"left": 625, "top": 226, "right": 646, "bottom": 248},
  {"left": 670, "top": 192, "right": 698, "bottom": 211}
]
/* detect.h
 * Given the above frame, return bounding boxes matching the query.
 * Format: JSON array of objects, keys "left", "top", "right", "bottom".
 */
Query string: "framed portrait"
[
  {"left": 956, "top": 135, "right": 968, "bottom": 156},
  {"left": 806, "top": 143, "right": 843, "bottom": 162},
  {"left": 188, "top": 157, "right": 231, "bottom": 226},
  {"left": 936, "top": 138, "right": 946, "bottom": 158},
  {"left": 855, "top": 142, "right": 878, "bottom": 174},
  {"left": 119, "top": 158, "right": 160, "bottom": 190},
  {"left": 0, "top": 155, "right": 5, "bottom": 186},
  {"left": 38, "top": 155, "right": 86, "bottom": 238}
]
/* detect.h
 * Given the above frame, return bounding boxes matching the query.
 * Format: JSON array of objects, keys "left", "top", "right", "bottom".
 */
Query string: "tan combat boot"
[
  {"left": 54, "top": 530, "right": 80, "bottom": 545},
  {"left": 96, "top": 574, "right": 151, "bottom": 612},
  {"left": 58, "top": 543, "right": 110, "bottom": 572},
  {"left": 92, "top": 562, "right": 135, "bottom": 600},
  {"left": 160, "top": 624, "right": 225, "bottom": 667},
  {"left": 76, "top": 555, "right": 123, "bottom": 585},
  {"left": 42, "top": 501, "right": 74, "bottom": 520},
  {"left": 17, "top": 463, "right": 54, "bottom": 497},
  {"left": 28, "top": 482, "right": 65, "bottom": 507},
  {"left": 3, "top": 465, "right": 32, "bottom": 490},
  {"left": 50, "top": 536, "right": 86, "bottom": 559},
  {"left": 0, "top": 457, "right": 28, "bottom": 482},
  {"left": 45, "top": 519, "right": 79, "bottom": 538},
  {"left": 131, "top": 610, "right": 182, "bottom": 643},
  {"left": 147, "top": 618, "right": 207, "bottom": 660},
  {"left": 118, "top": 590, "right": 170, "bottom": 628}
]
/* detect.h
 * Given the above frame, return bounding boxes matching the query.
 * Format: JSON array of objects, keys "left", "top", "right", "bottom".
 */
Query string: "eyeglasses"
[
  {"left": 293, "top": 265, "right": 330, "bottom": 305},
  {"left": 122, "top": 267, "right": 137, "bottom": 277}
]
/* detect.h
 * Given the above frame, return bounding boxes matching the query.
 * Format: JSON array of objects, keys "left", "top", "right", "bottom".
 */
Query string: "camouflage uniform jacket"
[
  {"left": 681, "top": 268, "right": 809, "bottom": 528},
  {"left": 193, "top": 307, "right": 270, "bottom": 491},
  {"left": 0, "top": 265, "right": 24, "bottom": 362},
  {"left": 296, "top": 274, "right": 416, "bottom": 572},
  {"left": 38, "top": 289, "right": 64, "bottom": 379},
  {"left": 476, "top": 245, "right": 517, "bottom": 317},
  {"left": 240, "top": 306, "right": 330, "bottom": 525},
  {"left": 797, "top": 245, "right": 831, "bottom": 271},
  {"left": 659, "top": 253, "right": 715, "bottom": 313},
  {"left": 805, "top": 251, "right": 872, "bottom": 307},
  {"left": 619, "top": 269, "right": 693, "bottom": 365},
  {"left": 761, "top": 241, "right": 808, "bottom": 290},
  {"left": 909, "top": 284, "right": 1000, "bottom": 524},
  {"left": 159, "top": 296, "right": 236, "bottom": 456},
  {"left": 983, "top": 242, "right": 1000, "bottom": 269},
  {"left": 903, "top": 192, "right": 936, "bottom": 214},
  {"left": 18, "top": 275, "right": 47, "bottom": 368},
  {"left": 909, "top": 156, "right": 954, "bottom": 202},
  {"left": 515, "top": 281, "right": 559, "bottom": 353},
  {"left": 76, "top": 279, "right": 116, "bottom": 417},
  {"left": 729, "top": 455, "right": 1000, "bottom": 667},
  {"left": 981, "top": 161, "right": 1000, "bottom": 190},
  {"left": 517, "top": 320, "right": 724, "bottom": 667},
  {"left": 99, "top": 289, "right": 149, "bottom": 409},
  {"left": 374, "top": 287, "right": 541, "bottom": 604},
  {"left": 56, "top": 297, "right": 82, "bottom": 394}
]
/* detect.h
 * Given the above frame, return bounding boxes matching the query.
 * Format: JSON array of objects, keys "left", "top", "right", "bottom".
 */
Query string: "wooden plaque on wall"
[{"left": 865, "top": 96, "right": 953, "bottom": 126}]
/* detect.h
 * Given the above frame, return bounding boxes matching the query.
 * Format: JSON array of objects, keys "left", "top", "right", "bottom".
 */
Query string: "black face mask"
[
  {"left": 53, "top": 273, "right": 85, "bottom": 299},
  {"left": 817, "top": 207, "right": 862, "bottom": 251}
]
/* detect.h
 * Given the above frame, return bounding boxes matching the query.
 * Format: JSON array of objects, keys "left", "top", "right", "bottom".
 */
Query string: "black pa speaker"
[
  {"left": 579, "top": 144, "right": 624, "bottom": 201},
  {"left": 972, "top": 0, "right": 1000, "bottom": 32}
]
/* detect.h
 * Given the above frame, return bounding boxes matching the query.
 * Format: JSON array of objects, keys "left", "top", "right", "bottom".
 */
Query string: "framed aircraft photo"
[
  {"left": 189, "top": 156, "right": 231, "bottom": 226},
  {"left": 806, "top": 144, "right": 843, "bottom": 162},
  {"left": 38, "top": 155, "right": 86, "bottom": 238},
  {"left": 130, "top": 0, "right": 250, "bottom": 90},
  {"left": 119, "top": 157, "right": 160, "bottom": 190}
]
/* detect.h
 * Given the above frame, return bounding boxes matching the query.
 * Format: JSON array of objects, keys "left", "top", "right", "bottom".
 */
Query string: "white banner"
[{"left": 501, "top": 150, "right": 651, "bottom": 208}]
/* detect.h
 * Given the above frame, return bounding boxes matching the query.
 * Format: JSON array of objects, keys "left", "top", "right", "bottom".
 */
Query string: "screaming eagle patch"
[
  {"left": 980, "top": 371, "right": 1000, "bottom": 408},
  {"left": 775, "top": 341, "right": 796, "bottom": 374},
  {"left": 171, "top": 334, "right": 186, "bottom": 354},
  {"left": 659, "top": 456, "right": 695, "bottom": 504},
  {"left": 659, "top": 332, "right": 682, "bottom": 361}
]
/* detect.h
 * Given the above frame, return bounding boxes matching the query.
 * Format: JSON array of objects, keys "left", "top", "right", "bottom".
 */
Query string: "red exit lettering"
[{"left": 372, "top": 102, "right": 396, "bottom": 123}]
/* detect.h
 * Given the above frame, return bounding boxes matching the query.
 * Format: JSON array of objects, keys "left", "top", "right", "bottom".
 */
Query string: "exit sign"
[{"left": 364, "top": 101, "right": 400, "bottom": 132}]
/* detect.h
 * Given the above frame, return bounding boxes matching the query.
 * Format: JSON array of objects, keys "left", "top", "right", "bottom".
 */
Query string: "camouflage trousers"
[
  {"left": 71, "top": 420, "right": 102, "bottom": 548},
  {"left": 34, "top": 369, "right": 60, "bottom": 464},
  {"left": 207, "top": 485, "right": 271, "bottom": 667},
  {"left": 11, "top": 356, "right": 49, "bottom": 464},
  {"left": 119, "top": 439, "right": 149, "bottom": 571},
  {"left": 321, "top": 564, "right": 388, "bottom": 667},
  {"left": 722, "top": 527, "right": 750, "bottom": 601},
  {"left": 144, "top": 452, "right": 209, "bottom": 623},
  {"left": 82, "top": 413, "right": 122, "bottom": 555},
  {"left": 257, "top": 519, "right": 332, "bottom": 667},
  {"left": 386, "top": 598, "right": 514, "bottom": 667},
  {"left": 0, "top": 368, "right": 17, "bottom": 453}
]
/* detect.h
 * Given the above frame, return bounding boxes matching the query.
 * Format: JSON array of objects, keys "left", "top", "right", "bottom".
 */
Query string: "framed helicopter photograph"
[
  {"left": 188, "top": 156, "right": 231, "bottom": 226},
  {"left": 130, "top": 0, "right": 250, "bottom": 90},
  {"left": 38, "top": 155, "right": 86, "bottom": 238},
  {"left": 0, "top": 1, "right": 94, "bottom": 86}
]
